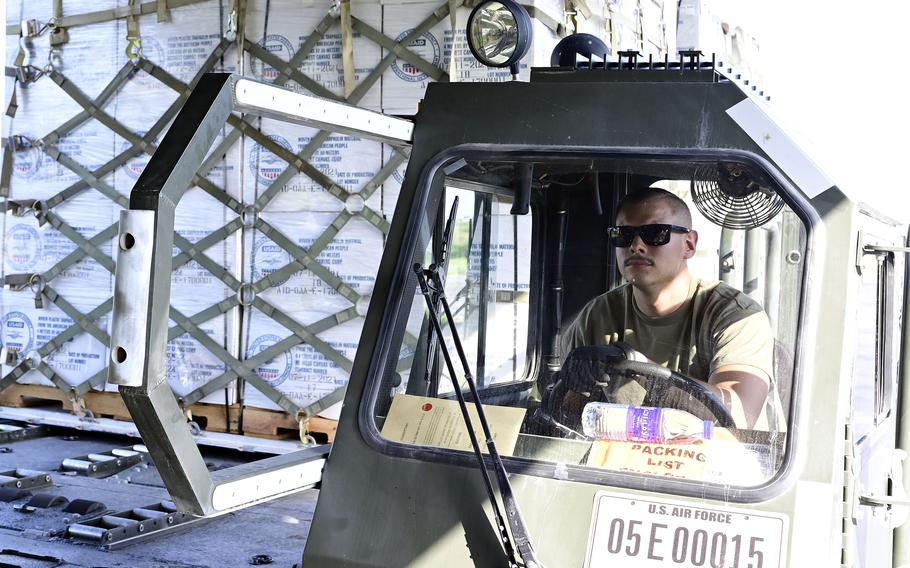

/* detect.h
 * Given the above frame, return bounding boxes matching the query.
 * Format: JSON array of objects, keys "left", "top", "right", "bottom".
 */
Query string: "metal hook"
[{"left": 125, "top": 37, "right": 143, "bottom": 65}]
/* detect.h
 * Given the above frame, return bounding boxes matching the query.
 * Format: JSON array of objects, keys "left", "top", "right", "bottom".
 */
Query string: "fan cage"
[{"left": 690, "top": 166, "right": 785, "bottom": 229}]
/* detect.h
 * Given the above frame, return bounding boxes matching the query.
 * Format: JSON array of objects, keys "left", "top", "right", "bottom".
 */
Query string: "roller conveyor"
[
  {"left": 65, "top": 500, "right": 199, "bottom": 549},
  {"left": 0, "top": 422, "right": 48, "bottom": 444},
  {"left": 59, "top": 445, "right": 149, "bottom": 478}
]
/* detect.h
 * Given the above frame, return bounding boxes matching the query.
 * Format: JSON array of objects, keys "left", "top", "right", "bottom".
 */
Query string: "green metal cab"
[{"left": 299, "top": 61, "right": 910, "bottom": 567}]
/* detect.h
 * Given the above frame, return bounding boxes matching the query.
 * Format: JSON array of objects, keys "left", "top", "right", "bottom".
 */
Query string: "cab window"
[{"left": 372, "top": 153, "right": 808, "bottom": 493}]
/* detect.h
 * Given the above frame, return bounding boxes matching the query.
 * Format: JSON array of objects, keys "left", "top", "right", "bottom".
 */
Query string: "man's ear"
[{"left": 683, "top": 229, "right": 698, "bottom": 259}]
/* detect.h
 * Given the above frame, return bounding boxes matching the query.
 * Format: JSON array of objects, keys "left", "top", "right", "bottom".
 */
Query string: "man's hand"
[{"left": 708, "top": 365, "right": 771, "bottom": 429}]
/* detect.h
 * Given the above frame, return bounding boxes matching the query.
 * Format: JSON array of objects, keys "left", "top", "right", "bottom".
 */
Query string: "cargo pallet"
[{"left": 0, "top": 384, "right": 336, "bottom": 443}]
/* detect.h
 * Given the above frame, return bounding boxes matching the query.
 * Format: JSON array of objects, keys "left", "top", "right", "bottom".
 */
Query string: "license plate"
[{"left": 585, "top": 491, "right": 789, "bottom": 568}]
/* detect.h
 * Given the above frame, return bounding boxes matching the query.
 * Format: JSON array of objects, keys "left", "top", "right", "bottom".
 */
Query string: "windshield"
[{"left": 371, "top": 153, "right": 806, "bottom": 491}]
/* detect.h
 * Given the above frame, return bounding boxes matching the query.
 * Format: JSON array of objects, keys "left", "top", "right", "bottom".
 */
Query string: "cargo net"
[{"left": 0, "top": 0, "right": 477, "bottom": 427}]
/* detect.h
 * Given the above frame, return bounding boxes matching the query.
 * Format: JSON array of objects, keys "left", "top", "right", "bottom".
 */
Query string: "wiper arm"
[
  {"left": 414, "top": 263, "right": 542, "bottom": 568},
  {"left": 422, "top": 196, "right": 459, "bottom": 396}
]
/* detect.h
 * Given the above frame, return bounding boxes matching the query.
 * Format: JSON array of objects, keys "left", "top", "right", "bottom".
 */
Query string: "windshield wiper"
[
  {"left": 414, "top": 263, "right": 542, "bottom": 568},
  {"left": 422, "top": 196, "right": 460, "bottom": 397}
]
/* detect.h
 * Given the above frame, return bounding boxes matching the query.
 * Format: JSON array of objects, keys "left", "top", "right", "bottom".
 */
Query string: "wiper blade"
[
  {"left": 414, "top": 263, "right": 542, "bottom": 568},
  {"left": 422, "top": 196, "right": 459, "bottom": 396}
]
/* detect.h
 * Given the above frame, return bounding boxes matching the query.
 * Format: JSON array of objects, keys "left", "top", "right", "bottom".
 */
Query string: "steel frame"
[{"left": 108, "top": 73, "right": 412, "bottom": 515}]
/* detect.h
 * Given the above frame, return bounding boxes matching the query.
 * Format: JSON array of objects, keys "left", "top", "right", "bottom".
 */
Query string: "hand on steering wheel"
[
  {"left": 604, "top": 358, "right": 736, "bottom": 429},
  {"left": 539, "top": 345, "right": 736, "bottom": 436}
]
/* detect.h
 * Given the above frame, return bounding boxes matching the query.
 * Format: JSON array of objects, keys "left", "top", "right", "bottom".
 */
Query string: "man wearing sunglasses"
[{"left": 561, "top": 187, "right": 781, "bottom": 431}]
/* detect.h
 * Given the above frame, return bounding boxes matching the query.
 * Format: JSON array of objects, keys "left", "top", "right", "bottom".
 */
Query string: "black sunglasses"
[{"left": 607, "top": 224, "right": 691, "bottom": 247}]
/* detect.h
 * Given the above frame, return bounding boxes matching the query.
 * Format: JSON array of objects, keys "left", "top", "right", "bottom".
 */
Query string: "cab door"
[{"left": 851, "top": 211, "right": 906, "bottom": 566}]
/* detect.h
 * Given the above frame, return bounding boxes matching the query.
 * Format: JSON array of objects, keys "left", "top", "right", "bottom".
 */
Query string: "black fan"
[{"left": 690, "top": 162, "right": 784, "bottom": 229}]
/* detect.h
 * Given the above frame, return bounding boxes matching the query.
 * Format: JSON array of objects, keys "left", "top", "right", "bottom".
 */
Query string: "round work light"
[{"left": 466, "top": 0, "right": 533, "bottom": 78}]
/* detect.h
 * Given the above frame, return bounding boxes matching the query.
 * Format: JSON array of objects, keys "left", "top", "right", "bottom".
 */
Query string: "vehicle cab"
[{"left": 300, "top": 21, "right": 910, "bottom": 568}]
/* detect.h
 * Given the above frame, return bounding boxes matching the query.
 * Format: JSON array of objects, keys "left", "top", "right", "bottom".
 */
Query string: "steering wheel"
[
  {"left": 539, "top": 345, "right": 736, "bottom": 436},
  {"left": 605, "top": 358, "right": 736, "bottom": 429}
]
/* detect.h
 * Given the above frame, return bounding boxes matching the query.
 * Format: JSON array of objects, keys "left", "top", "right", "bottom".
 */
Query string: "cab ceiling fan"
[{"left": 691, "top": 161, "right": 785, "bottom": 229}]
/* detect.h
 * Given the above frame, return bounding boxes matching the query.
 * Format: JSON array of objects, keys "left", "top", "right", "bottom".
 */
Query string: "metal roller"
[
  {"left": 87, "top": 453, "right": 118, "bottom": 462},
  {"left": 101, "top": 515, "right": 137, "bottom": 528},
  {"left": 132, "top": 508, "right": 169, "bottom": 520},
  {"left": 14, "top": 469, "right": 48, "bottom": 478},
  {"left": 61, "top": 459, "right": 96, "bottom": 473},
  {"left": 111, "top": 449, "right": 140, "bottom": 458},
  {"left": 67, "top": 524, "right": 107, "bottom": 541}
]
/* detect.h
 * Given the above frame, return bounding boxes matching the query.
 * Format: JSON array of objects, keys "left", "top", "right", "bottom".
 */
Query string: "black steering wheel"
[
  {"left": 538, "top": 345, "right": 736, "bottom": 436},
  {"left": 605, "top": 358, "right": 736, "bottom": 429}
]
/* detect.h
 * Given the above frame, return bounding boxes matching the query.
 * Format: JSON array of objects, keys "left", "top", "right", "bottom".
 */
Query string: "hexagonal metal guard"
[{"left": 108, "top": 73, "right": 413, "bottom": 515}]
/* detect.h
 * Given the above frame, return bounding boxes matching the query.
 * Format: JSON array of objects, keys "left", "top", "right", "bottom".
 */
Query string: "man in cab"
[{"left": 561, "top": 187, "right": 784, "bottom": 430}]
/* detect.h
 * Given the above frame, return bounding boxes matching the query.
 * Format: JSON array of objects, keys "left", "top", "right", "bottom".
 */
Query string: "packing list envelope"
[
  {"left": 382, "top": 394, "right": 526, "bottom": 456},
  {"left": 586, "top": 428, "right": 768, "bottom": 485}
]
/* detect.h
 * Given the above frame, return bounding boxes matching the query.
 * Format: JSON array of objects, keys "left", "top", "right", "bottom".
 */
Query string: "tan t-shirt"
[{"left": 561, "top": 278, "right": 784, "bottom": 431}]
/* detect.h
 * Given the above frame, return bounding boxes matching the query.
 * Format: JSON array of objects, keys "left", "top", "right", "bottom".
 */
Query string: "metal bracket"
[
  {"left": 49, "top": 25, "right": 70, "bottom": 46},
  {"left": 617, "top": 49, "right": 640, "bottom": 68},
  {"left": 0, "top": 422, "right": 47, "bottom": 444},
  {"left": 856, "top": 228, "right": 910, "bottom": 274},
  {"left": 3, "top": 273, "right": 35, "bottom": 291},
  {"left": 108, "top": 210, "right": 155, "bottom": 387},
  {"left": 5, "top": 199, "right": 38, "bottom": 216},
  {"left": 60, "top": 444, "right": 148, "bottom": 478},
  {"left": 0, "top": 468, "right": 53, "bottom": 491},
  {"left": 864, "top": 244, "right": 910, "bottom": 254}
]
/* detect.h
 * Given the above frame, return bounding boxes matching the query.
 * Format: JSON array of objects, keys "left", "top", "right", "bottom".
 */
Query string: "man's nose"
[{"left": 628, "top": 234, "right": 648, "bottom": 252}]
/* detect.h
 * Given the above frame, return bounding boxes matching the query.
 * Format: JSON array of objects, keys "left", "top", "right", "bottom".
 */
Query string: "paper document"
[{"left": 382, "top": 394, "right": 526, "bottom": 456}]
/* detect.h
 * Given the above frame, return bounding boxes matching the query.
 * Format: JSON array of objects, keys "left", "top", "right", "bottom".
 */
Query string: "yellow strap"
[
  {"left": 0, "top": 139, "right": 13, "bottom": 195},
  {"left": 157, "top": 0, "right": 171, "bottom": 22},
  {"left": 448, "top": 0, "right": 459, "bottom": 81},
  {"left": 50, "top": 0, "right": 70, "bottom": 45},
  {"left": 606, "top": 3, "right": 617, "bottom": 58},
  {"left": 636, "top": 0, "right": 644, "bottom": 52},
  {"left": 126, "top": 0, "right": 142, "bottom": 63},
  {"left": 299, "top": 416, "right": 317, "bottom": 445},
  {"left": 127, "top": 2, "right": 140, "bottom": 36},
  {"left": 339, "top": 0, "right": 356, "bottom": 99}
]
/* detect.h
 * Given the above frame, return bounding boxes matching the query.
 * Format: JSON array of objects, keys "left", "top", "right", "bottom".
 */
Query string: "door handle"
[{"left": 859, "top": 495, "right": 910, "bottom": 508}]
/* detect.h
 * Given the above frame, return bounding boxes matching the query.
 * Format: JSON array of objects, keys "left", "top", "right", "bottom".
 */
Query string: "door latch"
[{"left": 858, "top": 449, "right": 910, "bottom": 529}]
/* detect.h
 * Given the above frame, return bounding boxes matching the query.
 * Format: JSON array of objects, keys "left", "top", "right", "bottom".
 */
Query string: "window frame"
[
  {"left": 358, "top": 144, "right": 820, "bottom": 504},
  {"left": 423, "top": 184, "right": 539, "bottom": 397}
]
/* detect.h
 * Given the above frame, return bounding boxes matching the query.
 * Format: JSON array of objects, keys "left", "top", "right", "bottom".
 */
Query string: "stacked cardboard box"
[
  {"left": 574, "top": 0, "right": 675, "bottom": 60},
  {"left": 2, "top": 1, "right": 241, "bottom": 404},
  {"left": 0, "top": 0, "right": 681, "bottom": 419},
  {"left": 677, "top": 0, "right": 762, "bottom": 83},
  {"left": 2, "top": 3, "right": 119, "bottom": 388}
]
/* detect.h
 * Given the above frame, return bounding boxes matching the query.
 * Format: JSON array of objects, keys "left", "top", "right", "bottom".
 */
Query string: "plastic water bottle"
[{"left": 581, "top": 402, "right": 714, "bottom": 443}]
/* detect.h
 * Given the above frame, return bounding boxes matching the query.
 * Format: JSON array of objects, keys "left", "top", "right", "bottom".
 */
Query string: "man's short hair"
[{"left": 616, "top": 187, "right": 692, "bottom": 228}]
